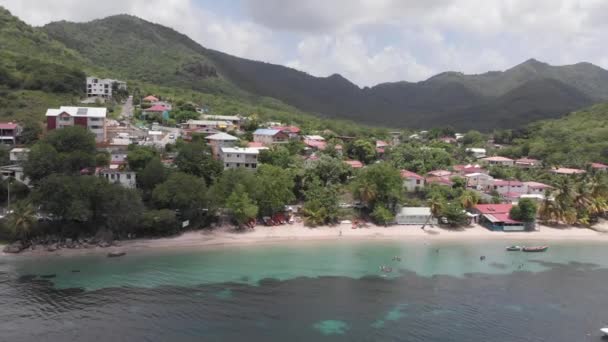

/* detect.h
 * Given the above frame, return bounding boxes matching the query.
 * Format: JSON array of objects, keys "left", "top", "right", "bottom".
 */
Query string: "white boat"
[{"left": 601, "top": 327, "right": 608, "bottom": 336}]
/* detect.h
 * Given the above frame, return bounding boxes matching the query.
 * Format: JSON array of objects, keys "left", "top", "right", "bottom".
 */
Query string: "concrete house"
[
  {"left": 481, "top": 156, "right": 514, "bottom": 166},
  {"left": 253, "top": 129, "right": 289, "bottom": 145},
  {"left": 206, "top": 132, "right": 238, "bottom": 159},
  {"left": 9, "top": 148, "right": 30, "bottom": 163},
  {"left": 396, "top": 207, "right": 436, "bottom": 225},
  {"left": 472, "top": 204, "right": 526, "bottom": 231},
  {"left": 86, "top": 77, "right": 126, "bottom": 98},
  {"left": 465, "top": 148, "right": 487, "bottom": 159},
  {"left": 0, "top": 122, "right": 22, "bottom": 145},
  {"left": 220, "top": 147, "right": 267, "bottom": 170},
  {"left": 490, "top": 179, "right": 526, "bottom": 196},
  {"left": 400, "top": 170, "right": 425, "bottom": 192},
  {"left": 464, "top": 172, "right": 494, "bottom": 189},
  {"left": 515, "top": 158, "right": 541, "bottom": 168},
  {"left": 99, "top": 168, "right": 137, "bottom": 189},
  {"left": 45, "top": 106, "right": 107, "bottom": 142}
]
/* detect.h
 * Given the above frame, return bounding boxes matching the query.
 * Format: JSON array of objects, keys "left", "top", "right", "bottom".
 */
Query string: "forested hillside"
[{"left": 44, "top": 15, "right": 608, "bottom": 130}]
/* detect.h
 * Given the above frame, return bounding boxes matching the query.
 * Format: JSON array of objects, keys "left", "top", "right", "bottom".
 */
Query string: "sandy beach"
[{"left": 5, "top": 221, "right": 608, "bottom": 257}]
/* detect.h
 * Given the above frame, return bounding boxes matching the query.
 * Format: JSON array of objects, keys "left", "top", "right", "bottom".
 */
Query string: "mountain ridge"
[{"left": 6, "top": 8, "right": 608, "bottom": 130}]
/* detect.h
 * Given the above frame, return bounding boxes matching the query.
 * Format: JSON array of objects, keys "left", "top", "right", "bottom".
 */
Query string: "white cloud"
[{"left": 1, "top": 0, "right": 608, "bottom": 86}]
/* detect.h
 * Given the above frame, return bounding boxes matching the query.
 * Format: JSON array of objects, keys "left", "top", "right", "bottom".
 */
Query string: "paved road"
[{"left": 120, "top": 96, "right": 134, "bottom": 119}]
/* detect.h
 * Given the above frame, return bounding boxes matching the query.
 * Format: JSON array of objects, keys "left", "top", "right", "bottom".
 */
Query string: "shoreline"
[{"left": 4, "top": 222, "right": 608, "bottom": 257}]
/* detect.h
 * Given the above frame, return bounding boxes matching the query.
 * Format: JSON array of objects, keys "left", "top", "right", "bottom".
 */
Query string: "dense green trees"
[
  {"left": 253, "top": 165, "right": 295, "bottom": 216},
  {"left": 127, "top": 145, "right": 158, "bottom": 172},
  {"left": 348, "top": 139, "right": 376, "bottom": 164},
  {"left": 301, "top": 177, "right": 340, "bottom": 226},
  {"left": 509, "top": 198, "right": 537, "bottom": 222},
  {"left": 174, "top": 142, "right": 222, "bottom": 184},
  {"left": 352, "top": 163, "right": 402, "bottom": 224},
  {"left": 152, "top": 172, "right": 208, "bottom": 221},
  {"left": 389, "top": 143, "right": 453, "bottom": 174},
  {"left": 225, "top": 185, "right": 259, "bottom": 227}
]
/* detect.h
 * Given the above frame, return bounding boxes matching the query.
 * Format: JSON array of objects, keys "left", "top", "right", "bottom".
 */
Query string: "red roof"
[
  {"left": 490, "top": 213, "right": 522, "bottom": 224},
  {"left": 376, "top": 140, "right": 389, "bottom": 147},
  {"left": 0, "top": 122, "right": 18, "bottom": 130},
  {"left": 524, "top": 181, "right": 552, "bottom": 189},
  {"left": 344, "top": 160, "right": 364, "bottom": 169},
  {"left": 515, "top": 158, "right": 539, "bottom": 164},
  {"left": 146, "top": 104, "right": 169, "bottom": 112},
  {"left": 271, "top": 126, "right": 301, "bottom": 134},
  {"left": 143, "top": 95, "right": 159, "bottom": 102},
  {"left": 427, "top": 170, "right": 452, "bottom": 177},
  {"left": 425, "top": 176, "right": 453, "bottom": 186},
  {"left": 591, "top": 162, "right": 608, "bottom": 169},
  {"left": 247, "top": 142, "right": 265, "bottom": 148},
  {"left": 474, "top": 204, "right": 513, "bottom": 214},
  {"left": 304, "top": 139, "right": 327, "bottom": 150},
  {"left": 376, "top": 147, "right": 385, "bottom": 154},
  {"left": 400, "top": 170, "right": 424, "bottom": 180},
  {"left": 492, "top": 180, "right": 524, "bottom": 186}
]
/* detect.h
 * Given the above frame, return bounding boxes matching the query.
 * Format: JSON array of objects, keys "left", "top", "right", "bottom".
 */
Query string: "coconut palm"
[
  {"left": 354, "top": 178, "right": 378, "bottom": 206},
  {"left": 6, "top": 201, "right": 37, "bottom": 242},
  {"left": 428, "top": 195, "right": 445, "bottom": 218},
  {"left": 459, "top": 190, "right": 480, "bottom": 209}
]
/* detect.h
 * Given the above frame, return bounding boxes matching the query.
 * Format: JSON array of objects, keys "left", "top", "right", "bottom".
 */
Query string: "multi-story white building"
[
  {"left": 45, "top": 106, "right": 107, "bottom": 142},
  {"left": 206, "top": 132, "right": 238, "bottom": 159},
  {"left": 86, "top": 77, "right": 127, "bottom": 98},
  {"left": 220, "top": 147, "right": 267, "bottom": 170}
]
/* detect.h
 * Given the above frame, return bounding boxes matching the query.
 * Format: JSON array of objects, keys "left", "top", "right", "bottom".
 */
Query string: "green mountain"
[
  {"left": 43, "top": 14, "right": 608, "bottom": 130},
  {"left": 499, "top": 103, "right": 608, "bottom": 166}
]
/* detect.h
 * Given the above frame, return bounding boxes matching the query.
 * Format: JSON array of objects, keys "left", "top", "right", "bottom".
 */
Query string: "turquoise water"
[
  {"left": 5, "top": 240, "right": 606, "bottom": 290},
  {"left": 2, "top": 239, "right": 608, "bottom": 341}
]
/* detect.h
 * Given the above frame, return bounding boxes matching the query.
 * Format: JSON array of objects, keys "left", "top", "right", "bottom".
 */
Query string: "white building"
[
  {"left": 481, "top": 156, "right": 514, "bottom": 166},
  {"left": 220, "top": 147, "right": 267, "bottom": 170},
  {"left": 9, "top": 148, "right": 30, "bottom": 163},
  {"left": 86, "top": 77, "right": 126, "bottom": 98},
  {"left": 99, "top": 169, "right": 137, "bottom": 189},
  {"left": 400, "top": 170, "right": 425, "bottom": 192},
  {"left": 465, "top": 172, "right": 494, "bottom": 189},
  {"left": 465, "top": 147, "right": 487, "bottom": 159},
  {"left": 396, "top": 207, "right": 436, "bottom": 225},
  {"left": 206, "top": 132, "right": 238, "bottom": 159},
  {"left": 491, "top": 180, "right": 526, "bottom": 196},
  {"left": 45, "top": 106, "right": 107, "bottom": 142}
]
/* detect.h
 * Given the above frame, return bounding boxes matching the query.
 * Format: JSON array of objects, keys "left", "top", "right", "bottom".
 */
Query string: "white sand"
[{"left": 6, "top": 221, "right": 608, "bottom": 257}]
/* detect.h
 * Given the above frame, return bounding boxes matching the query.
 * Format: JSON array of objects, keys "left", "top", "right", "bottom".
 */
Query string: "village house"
[
  {"left": 45, "top": 106, "right": 107, "bottom": 142},
  {"left": 549, "top": 167, "right": 586, "bottom": 175},
  {"left": 591, "top": 163, "right": 608, "bottom": 172},
  {"left": 206, "top": 132, "right": 238, "bottom": 159},
  {"left": 253, "top": 129, "right": 289, "bottom": 145},
  {"left": 515, "top": 157, "right": 541, "bottom": 168},
  {"left": 425, "top": 176, "right": 454, "bottom": 187},
  {"left": 396, "top": 207, "right": 436, "bottom": 225},
  {"left": 203, "top": 115, "right": 242, "bottom": 129},
  {"left": 220, "top": 147, "right": 267, "bottom": 170},
  {"left": 270, "top": 125, "right": 301, "bottom": 139},
  {"left": 472, "top": 204, "right": 526, "bottom": 231},
  {"left": 452, "top": 164, "right": 487, "bottom": 176},
  {"left": 9, "top": 148, "right": 30, "bottom": 163},
  {"left": 490, "top": 179, "right": 526, "bottom": 195},
  {"left": 376, "top": 140, "right": 389, "bottom": 155},
  {"left": 464, "top": 172, "right": 494, "bottom": 189},
  {"left": 142, "top": 104, "right": 171, "bottom": 118},
  {"left": 400, "top": 170, "right": 425, "bottom": 192},
  {"left": 86, "top": 77, "right": 126, "bottom": 99},
  {"left": 98, "top": 168, "right": 137, "bottom": 189},
  {"left": 184, "top": 119, "right": 236, "bottom": 131},
  {"left": 427, "top": 170, "right": 453, "bottom": 178},
  {"left": 344, "top": 160, "right": 364, "bottom": 169},
  {"left": 143, "top": 95, "right": 159, "bottom": 102},
  {"left": 524, "top": 181, "right": 553, "bottom": 195},
  {"left": 0, "top": 122, "right": 22, "bottom": 145},
  {"left": 0, "top": 165, "right": 29, "bottom": 185},
  {"left": 481, "top": 156, "right": 515, "bottom": 166},
  {"left": 465, "top": 147, "right": 487, "bottom": 159}
]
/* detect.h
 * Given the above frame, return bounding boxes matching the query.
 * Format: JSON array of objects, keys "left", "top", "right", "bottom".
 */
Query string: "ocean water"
[{"left": 2, "top": 240, "right": 608, "bottom": 341}]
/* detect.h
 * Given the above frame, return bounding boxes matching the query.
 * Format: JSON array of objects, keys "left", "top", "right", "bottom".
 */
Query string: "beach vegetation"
[{"left": 225, "top": 185, "right": 259, "bottom": 228}]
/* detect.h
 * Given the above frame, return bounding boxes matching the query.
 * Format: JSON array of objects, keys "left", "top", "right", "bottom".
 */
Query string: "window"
[
  {"left": 245, "top": 163, "right": 249, "bottom": 168},
  {"left": 126, "top": 174, "right": 132, "bottom": 180},
  {"left": 236, "top": 163, "right": 241, "bottom": 167},
  {"left": 90, "top": 118, "right": 100, "bottom": 122},
  {"left": 60, "top": 116, "right": 70, "bottom": 121},
  {"left": 236, "top": 154, "right": 240, "bottom": 158},
  {"left": 252, "top": 164, "right": 257, "bottom": 169},
  {"left": 90, "top": 126, "right": 103, "bottom": 129},
  {"left": 225, "top": 163, "right": 229, "bottom": 167}
]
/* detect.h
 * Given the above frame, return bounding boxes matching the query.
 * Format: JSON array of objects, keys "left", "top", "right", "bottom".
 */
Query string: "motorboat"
[
  {"left": 506, "top": 246, "right": 522, "bottom": 251},
  {"left": 600, "top": 327, "right": 608, "bottom": 336},
  {"left": 522, "top": 246, "right": 548, "bottom": 253}
]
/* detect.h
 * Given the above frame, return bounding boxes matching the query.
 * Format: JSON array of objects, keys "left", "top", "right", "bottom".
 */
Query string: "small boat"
[
  {"left": 522, "top": 246, "right": 548, "bottom": 253},
  {"left": 601, "top": 327, "right": 608, "bottom": 336},
  {"left": 506, "top": 246, "right": 522, "bottom": 251},
  {"left": 107, "top": 251, "right": 126, "bottom": 258}
]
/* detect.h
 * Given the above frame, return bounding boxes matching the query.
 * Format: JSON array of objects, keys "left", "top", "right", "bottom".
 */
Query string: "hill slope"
[{"left": 31, "top": 14, "right": 608, "bottom": 129}]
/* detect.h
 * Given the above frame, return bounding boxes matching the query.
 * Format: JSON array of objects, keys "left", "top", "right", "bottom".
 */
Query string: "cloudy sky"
[{"left": 2, "top": 0, "right": 607, "bottom": 86}]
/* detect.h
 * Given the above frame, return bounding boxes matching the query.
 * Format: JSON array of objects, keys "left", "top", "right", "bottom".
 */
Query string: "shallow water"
[{"left": 2, "top": 240, "right": 608, "bottom": 341}]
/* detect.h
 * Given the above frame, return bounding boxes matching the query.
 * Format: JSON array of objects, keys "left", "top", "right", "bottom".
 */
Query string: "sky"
[{"left": 2, "top": 0, "right": 608, "bottom": 87}]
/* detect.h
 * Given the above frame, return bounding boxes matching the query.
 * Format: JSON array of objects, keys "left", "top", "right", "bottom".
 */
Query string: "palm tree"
[
  {"left": 428, "top": 195, "right": 445, "bottom": 219},
  {"left": 459, "top": 190, "right": 480, "bottom": 209},
  {"left": 355, "top": 179, "right": 377, "bottom": 207},
  {"left": 7, "top": 201, "right": 37, "bottom": 242}
]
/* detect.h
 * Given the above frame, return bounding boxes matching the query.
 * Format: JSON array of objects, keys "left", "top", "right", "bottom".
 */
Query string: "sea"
[{"left": 2, "top": 239, "right": 608, "bottom": 341}]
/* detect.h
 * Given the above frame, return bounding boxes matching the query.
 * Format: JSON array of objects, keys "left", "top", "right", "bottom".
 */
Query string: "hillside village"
[{"left": 1, "top": 73, "right": 608, "bottom": 253}]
